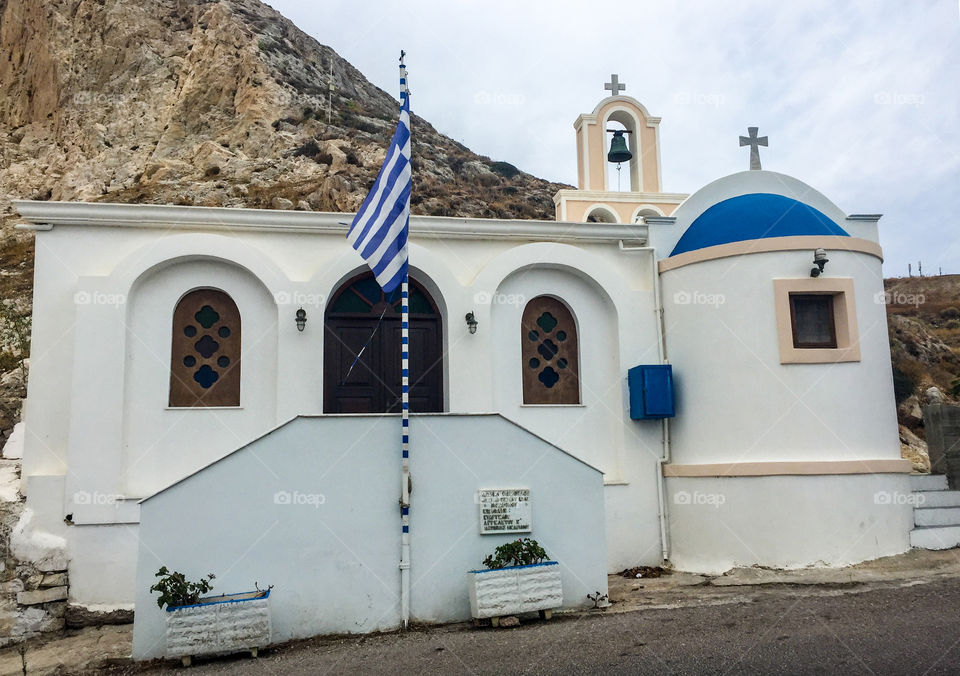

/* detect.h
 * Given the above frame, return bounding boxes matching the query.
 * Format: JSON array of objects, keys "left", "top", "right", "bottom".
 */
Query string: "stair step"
[
  {"left": 915, "top": 506, "right": 960, "bottom": 527},
  {"left": 914, "top": 490, "right": 960, "bottom": 508},
  {"left": 909, "top": 474, "right": 949, "bottom": 492},
  {"left": 910, "top": 525, "right": 960, "bottom": 550}
]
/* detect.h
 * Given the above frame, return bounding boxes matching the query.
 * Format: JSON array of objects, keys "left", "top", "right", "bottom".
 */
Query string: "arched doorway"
[{"left": 324, "top": 272, "right": 443, "bottom": 413}]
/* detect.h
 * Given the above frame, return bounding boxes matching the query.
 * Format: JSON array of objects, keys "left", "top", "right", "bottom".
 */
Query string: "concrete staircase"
[{"left": 910, "top": 474, "right": 960, "bottom": 550}]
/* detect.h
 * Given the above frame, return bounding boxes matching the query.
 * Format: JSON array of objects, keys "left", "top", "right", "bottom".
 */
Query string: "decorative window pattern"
[
  {"left": 169, "top": 289, "right": 241, "bottom": 407},
  {"left": 521, "top": 296, "right": 580, "bottom": 404}
]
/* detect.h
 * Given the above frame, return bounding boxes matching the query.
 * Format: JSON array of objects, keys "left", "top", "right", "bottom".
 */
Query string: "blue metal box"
[{"left": 628, "top": 364, "right": 675, "bottom": 420}]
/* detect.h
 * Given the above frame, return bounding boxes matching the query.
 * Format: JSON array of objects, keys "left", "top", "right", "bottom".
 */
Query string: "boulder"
[
  {"left": 900, "top": 424, "right": 931, "bottom": 473},
  {"left": 17, "top": 586, "right": 67, "bottom": 605},
  {"left": 2, "top": 421, "right": 24, "bottom": 459},
  {"left": 65, "top": 604, "right": 134, "bottom": 628},
  {"left": 898, "top": 395, "right": 923, "bottom": 428},
  {"left": 40, "top": 573, "right": 67, "bottom": 587}
]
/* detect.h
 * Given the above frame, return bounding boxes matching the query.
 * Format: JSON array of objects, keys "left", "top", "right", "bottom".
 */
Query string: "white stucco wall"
[
  {"left": 132, "top": 414, "right": 607, "bottom": 658},
  {"left": 15, "top": 203, "right": 666, "bottom": 610},
  {"left": 661, "top": 248, "right": 899, "bottom": 463},
  {"left": 667, "top": 474, "right": 913, "bottom": 574}
]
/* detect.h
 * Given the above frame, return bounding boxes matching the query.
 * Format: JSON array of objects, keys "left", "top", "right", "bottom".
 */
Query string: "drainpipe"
[{"left": 619, "top": 241, "right": 671, "bottom": 562}]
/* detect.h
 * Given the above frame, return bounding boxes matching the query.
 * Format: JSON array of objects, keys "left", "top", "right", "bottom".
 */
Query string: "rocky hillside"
[
  {"left": 884, "top": 275, "right": 960, "bottom": 471},
  {"left": 0, "top": 0, "right": 569, "bottom": 440}
]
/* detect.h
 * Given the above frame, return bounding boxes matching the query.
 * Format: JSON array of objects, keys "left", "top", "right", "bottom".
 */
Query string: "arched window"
[
  {"left": 521, "top": 296, "right": 580, "bottom": 404},
  {"left": 169, "top": 289, "right": 241, "bottom": 407},
  {"left": 585, "top": 205, "right": 618, "bottom": 223}
]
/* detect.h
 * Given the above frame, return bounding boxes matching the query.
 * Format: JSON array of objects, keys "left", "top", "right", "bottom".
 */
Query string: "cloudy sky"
[{"left": 271, "top": 0, "right": 959, "bottom": 276}]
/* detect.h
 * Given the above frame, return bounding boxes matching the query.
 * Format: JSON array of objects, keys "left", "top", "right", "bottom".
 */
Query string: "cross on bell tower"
[
  {"left": 739, "top": 126, "right": 768, "bottom": 170},
  {"left": 604, "top": 74, "right": 625, "bottom": 97}
]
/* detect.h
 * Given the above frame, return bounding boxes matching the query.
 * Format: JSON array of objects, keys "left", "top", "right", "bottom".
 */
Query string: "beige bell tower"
[{"left": 554, "top": 75, "right": 688, "bottom": 224}]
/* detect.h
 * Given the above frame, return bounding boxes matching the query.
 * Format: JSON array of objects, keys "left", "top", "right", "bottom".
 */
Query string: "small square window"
[{"left": 789, "top": 294, "right": 837, "bottom": 349}]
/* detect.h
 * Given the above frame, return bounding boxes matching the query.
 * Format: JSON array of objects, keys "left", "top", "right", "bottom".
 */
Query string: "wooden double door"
[{"left": 323, "top": 273, "right": 443, "bottom": 413}]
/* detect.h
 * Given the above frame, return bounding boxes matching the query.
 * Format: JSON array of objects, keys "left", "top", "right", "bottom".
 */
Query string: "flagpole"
[{"left": 398, "top": 52, "right": 411, "bottom": 630}]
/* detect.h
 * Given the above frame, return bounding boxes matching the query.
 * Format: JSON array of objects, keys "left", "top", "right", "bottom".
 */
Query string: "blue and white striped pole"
[{"left": 398, "top": 54, "right": 411, "bottom": 629}]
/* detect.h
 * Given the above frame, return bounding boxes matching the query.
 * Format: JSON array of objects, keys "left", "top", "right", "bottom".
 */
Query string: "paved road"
[{"left": 145, "top": 578, "right": 960, "bottom": 675}]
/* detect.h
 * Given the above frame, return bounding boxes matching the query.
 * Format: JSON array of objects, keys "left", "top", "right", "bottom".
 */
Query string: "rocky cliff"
[
  {"left": 0, "top": 0, "right": 569, "bottom": 443},
  {"left": 883, "top": 275, "right": 960, "bottom": 470}
]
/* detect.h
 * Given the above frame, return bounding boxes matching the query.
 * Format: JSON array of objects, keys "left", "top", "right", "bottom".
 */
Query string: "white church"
[{"left": 11, "top": 77, "right": 913, "bottom": 653}]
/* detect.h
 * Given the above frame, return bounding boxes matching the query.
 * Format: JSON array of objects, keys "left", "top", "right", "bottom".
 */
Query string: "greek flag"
[{"left": 346, "top": 67, "right": 410, "bottom": 292}]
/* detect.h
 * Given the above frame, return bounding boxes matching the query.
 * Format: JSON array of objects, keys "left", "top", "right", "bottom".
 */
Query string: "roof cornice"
[
  {"left": 13, "top": 200, "right": 647, "bottom": 244},
  {"left": 553, "top": 189, "right": 688, "bottom": 205}
]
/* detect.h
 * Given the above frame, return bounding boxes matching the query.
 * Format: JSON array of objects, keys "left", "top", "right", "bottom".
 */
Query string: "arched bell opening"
[
  {"left": 603, "top": 108, "right": 642, "bottom": 192},
  {"left": 605, "top": 120, "right": 633, "bottom": 193}
]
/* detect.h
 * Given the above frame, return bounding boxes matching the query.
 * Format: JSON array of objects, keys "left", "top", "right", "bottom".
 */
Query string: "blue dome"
[{"left": 670, "top": 193, "right": 849, "bottom": 256}]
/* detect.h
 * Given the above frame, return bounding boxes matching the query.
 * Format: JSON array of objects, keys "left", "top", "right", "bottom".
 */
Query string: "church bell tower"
[{"left": 554, "top": 75, "right": 687, "bottom": 224}]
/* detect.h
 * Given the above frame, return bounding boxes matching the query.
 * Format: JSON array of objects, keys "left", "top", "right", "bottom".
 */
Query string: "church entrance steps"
[
  {"left": 913, "top": 490, "right": 960, "bottom": 508},
  {"left": 909, "top": 474, "right": 949, "bottom": 492},
  {"left": 910, "top": 525, "right": 960, "bottom": 550},
  {"left": 914, "top": 506, "right": 960, "bottom": 527},
  {"left": 910, "top": 477, "right": 960, "bottom": 550}
]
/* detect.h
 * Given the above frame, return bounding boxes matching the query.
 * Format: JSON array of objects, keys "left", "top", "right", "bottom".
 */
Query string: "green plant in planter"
[
  {"left": 150, "top": 567, "right": 216, "bottom": 609},
  {"left": 482, "top": 538, "right": 548, "bottom": 569}
]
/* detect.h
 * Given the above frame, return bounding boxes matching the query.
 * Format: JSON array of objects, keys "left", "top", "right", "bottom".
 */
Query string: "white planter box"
[
  {"left": 468, "top": 561, "right": 562, "bottom": 619},
  {"left": 166, "top": 590, "right": 271, "bottom": 663}
]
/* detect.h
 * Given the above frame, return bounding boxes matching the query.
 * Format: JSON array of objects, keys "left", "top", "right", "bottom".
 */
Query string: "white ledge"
[
  {"left": 552, "top": 189, "right": 688, "bottom": 205},
  {"left": 13, "top": 200, "right": 648, "bottom": 244}
]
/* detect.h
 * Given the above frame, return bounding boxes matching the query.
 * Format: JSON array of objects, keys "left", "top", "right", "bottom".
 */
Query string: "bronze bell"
[{"left": 607, "top": 130, "right": 633, "bottom": 164}]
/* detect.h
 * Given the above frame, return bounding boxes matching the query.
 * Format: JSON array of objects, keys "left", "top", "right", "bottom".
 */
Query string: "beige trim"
[
  {"left": 658, "top": 236, "right": 883, "bottom": 273},
  {"left": 773, "top": 277, "right": 860, "bottom": 364},
  {"left": 663, "top": 459, "right": 912, "bottom": 477}
]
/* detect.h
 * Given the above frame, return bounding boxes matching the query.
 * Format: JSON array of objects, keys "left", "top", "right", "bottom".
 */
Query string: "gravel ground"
[{"left": 133, "top": 576, "right": 960, "bottom": 675}]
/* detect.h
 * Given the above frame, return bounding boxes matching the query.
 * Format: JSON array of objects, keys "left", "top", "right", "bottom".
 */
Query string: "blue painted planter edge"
[
  {"left": 468, "top": 561, "right": 558, "bottom": 575},
  {"left": 166, "top": 589, "right": 270, "bottom": 612}
]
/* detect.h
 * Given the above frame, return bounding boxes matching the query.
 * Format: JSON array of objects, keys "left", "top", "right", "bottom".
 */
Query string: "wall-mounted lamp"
[
  {"left": 810, "top": 248, "right": 829, "bottom": 277},
  {"left": 465, "top": 311, "right": 478, "bottom": 335},
  {"left": 295, "top": 307, "right": 307, "bottom": 332}
]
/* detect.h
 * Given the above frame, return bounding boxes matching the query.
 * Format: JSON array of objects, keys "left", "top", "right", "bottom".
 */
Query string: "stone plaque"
[{"left": 478, "top": 488, "right": 532, "bottom": 534}]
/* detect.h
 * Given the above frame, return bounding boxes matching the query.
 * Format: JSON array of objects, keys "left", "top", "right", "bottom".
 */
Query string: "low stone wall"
[
  {"left": 923, "top": 403, "right": 960, "bottom": 487},
  {"left": 0, "top": 453, "right": 69, "bottom": 646}
]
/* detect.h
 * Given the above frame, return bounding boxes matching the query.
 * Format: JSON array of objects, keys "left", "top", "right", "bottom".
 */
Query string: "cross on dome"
[{"left": 739, "top": 126, "right": 768, "bottom": 170}]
